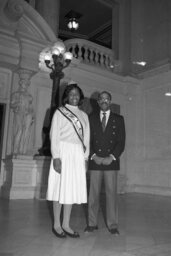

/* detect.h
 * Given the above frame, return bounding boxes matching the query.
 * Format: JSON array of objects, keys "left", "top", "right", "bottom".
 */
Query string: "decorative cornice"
[
  {"left": 58, "top": 29, "right": 88, "bottom": 40},
  {"left": 133, "top": 61, "right": 171, "bottom": 80},
  {"left": 88, "top": 20, "right": 112, "bottom": 39}
]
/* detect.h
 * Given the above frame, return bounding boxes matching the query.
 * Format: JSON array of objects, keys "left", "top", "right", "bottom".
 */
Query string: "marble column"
[
  {"left": 35, "top": 0, "right": 60, "bottom": 37},
  {"left": 111, "top": 1, "right": 119, "bottom": 59},
  {"left": 117, "top": 0, "right": 132, "bottom": 75},
  {"left": 130, "top": 0, "right": 144, "bottom": 74}
]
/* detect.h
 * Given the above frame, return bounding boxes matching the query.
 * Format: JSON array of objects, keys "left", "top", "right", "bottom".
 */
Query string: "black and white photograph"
[{"left": 0, "top": 0, "right": 171, "bottom": 255}]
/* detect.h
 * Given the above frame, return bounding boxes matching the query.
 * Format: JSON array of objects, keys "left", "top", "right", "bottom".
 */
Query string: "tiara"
[{"left": 68, "top": 80, "right": 77, "bottom": 85}]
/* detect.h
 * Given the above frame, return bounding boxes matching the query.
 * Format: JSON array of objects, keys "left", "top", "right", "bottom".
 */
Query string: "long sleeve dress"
[{"left": 46, "top": 104, "right": 90, "bottom": 204}]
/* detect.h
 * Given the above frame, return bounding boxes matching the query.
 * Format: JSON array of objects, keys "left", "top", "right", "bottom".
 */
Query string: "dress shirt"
[{"left": 100, "top": 109, "right": 110, "bottom": 125}]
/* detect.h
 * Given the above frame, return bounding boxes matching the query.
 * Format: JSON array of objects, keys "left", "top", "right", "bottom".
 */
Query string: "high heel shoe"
[
  {"left": 63, "top": 229, "right": 80, "bottom": 238},
  {"left": 52, "top": 227, "right": 66, "bottom": 238}
]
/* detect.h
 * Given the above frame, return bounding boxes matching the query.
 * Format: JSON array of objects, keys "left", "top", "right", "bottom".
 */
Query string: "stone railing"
[{"left": 64, "top": 38, "right": 115, "bottom": 72}]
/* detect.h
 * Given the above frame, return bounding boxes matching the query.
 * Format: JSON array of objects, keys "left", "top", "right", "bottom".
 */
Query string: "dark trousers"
[{"left": 88, "top": 170, "right": 118, "bottom": 229}]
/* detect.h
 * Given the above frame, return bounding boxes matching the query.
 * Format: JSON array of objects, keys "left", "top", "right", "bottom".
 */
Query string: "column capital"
[
  {"left": 17, "top": 68, "right": 35, "bottom": 85},
  {"left": 4, "top": 0, "right": 24, "bottom": 22}
]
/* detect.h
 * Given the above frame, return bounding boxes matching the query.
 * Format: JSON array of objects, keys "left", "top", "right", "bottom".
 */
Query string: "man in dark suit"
[{"left": 85, "top": 91, "right": 125, "bottom": 235}]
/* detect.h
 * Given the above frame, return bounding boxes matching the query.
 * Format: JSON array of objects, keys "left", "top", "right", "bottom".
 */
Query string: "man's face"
[{"left": 98, "top": 92, "right": 111, "bottom": 111}]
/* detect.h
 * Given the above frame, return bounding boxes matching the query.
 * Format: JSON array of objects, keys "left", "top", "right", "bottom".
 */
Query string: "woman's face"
[{"left": 68, "top": 88, "right": 80, "bottom": 106}]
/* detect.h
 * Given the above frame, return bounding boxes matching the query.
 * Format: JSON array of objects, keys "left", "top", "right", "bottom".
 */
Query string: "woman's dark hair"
[{"left": 62, "top": 83, "right": 84, "bottom": 106}]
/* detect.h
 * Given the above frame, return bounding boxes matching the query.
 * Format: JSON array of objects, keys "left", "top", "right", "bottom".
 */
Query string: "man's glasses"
[{"left": 98, "top": 98, "right": 111, "bottom": 103}]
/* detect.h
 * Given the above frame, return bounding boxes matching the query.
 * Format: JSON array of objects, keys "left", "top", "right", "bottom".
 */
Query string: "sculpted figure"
[{"left": 11, "top": 74, "right": 34, "bottom": 155}]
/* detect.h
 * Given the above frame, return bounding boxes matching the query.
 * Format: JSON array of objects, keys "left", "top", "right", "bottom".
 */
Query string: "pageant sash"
[{"left": 58, "top": 106, "right": 86, "bottom": 152}]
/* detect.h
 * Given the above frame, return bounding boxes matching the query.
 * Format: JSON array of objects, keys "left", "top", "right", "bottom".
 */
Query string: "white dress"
[{"left": 46, "top": 104, "right": 90, "bottom": 204}]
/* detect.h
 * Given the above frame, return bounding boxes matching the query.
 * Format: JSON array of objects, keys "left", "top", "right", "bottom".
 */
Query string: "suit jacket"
[{"left": 89, "top": 110, "right": 125, "bottom": 171}]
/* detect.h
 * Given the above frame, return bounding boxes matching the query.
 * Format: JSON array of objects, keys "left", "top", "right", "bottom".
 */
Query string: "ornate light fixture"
[
  {"left": 65, "top": 10, "right": 82, "bottom": 31},
  {"left": 40, "top": 41, "right": 73, "bottom": 111},
  {"left": 39, "top": 40, "right": 73, "bottom": 155},
  {"left": 67, "top": 17, "right": 79, "bottom": 30}
]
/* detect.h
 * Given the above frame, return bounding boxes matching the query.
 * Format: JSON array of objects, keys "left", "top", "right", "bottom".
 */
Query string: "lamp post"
[
  {"left": 40, "top": 41, "right": 73, "bottom": 118},
  {"left": 39, "top": 41, "right": 73, "bottom": 155}
]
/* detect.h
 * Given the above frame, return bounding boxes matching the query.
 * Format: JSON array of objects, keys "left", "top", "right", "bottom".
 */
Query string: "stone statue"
[{"left": 11, "top": 71, "right": 34, "bottom": 155}]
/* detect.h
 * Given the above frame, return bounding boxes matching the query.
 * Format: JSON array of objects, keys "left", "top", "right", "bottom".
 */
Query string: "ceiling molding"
[
  {"left": 87, "top": 20, "right": 112, "bottom": 38},
  {"left": 95, "top": 0, "right": 119, "bottom": 8},
  {"left": 59, "top": 29, "right": 88, "bottom": 40}
]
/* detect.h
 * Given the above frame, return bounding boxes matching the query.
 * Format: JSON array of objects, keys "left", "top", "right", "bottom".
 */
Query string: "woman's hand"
[
  {"left": 53, "top": 158, "right": 61, "bottom": 173},
  {"left": 85, "top": 160, "right": 88, "bottom": 172}
]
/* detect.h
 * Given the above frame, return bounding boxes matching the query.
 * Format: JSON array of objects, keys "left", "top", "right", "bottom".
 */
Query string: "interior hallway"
[{"left": 0, "top": 193, "right": 171, "bottom": 256}]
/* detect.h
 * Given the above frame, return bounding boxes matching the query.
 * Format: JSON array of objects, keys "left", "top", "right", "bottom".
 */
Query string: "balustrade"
[{"left": 64, "top": 39, "right": 115, "bottom": 72}]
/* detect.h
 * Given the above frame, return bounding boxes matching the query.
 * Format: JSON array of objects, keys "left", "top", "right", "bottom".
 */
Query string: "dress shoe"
[
  {"left": 84, "top": 225, "right": 98, "bottom": 233},
  {"left": 52, "top": 228, "right": 66, "bottom": 238},
  {"left": 63, "top": 229, "right": 80, "bottom": 238},
  {"left": 108, "top": 228, "right": 120, "bottom": 236}
]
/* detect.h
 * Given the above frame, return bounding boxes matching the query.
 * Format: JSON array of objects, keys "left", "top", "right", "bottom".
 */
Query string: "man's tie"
[{"left": 101, "top": 112, "right": 106, "bottom": 132}]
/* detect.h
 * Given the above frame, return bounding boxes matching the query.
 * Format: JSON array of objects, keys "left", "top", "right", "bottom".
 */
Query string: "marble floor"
[{"left": 0, "top": 193, "right": 171, "bottom": 256}]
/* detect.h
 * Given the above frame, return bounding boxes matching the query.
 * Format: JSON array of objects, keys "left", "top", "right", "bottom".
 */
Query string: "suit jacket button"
[{"left": 99, "top": 149, "right": 101, "bottom": 152}]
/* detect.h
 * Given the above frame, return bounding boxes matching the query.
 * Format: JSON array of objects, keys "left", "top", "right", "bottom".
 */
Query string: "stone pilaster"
[
  {"left": 35, "top": 0, "right": 60, "bottom": 37},
  {"left": 111, "top": 1, "right": 120, "bottom": 59}
]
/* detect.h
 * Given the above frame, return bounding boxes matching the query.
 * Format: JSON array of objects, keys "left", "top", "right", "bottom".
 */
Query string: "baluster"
[
  {"left": 109, "top": 56, "right": 114, "bottom": 69},
  {"left": 77, "top": 44, "right": 83, "bottom": 60},
  {"left": 99, "top": 52, "right": 104, "bottom": 67},
  {"left": 103, "top": 54, "right": 107, "bottom": 68},
  {"left": 68, "top": 45, "right": 74, "bottom": 56},
  {"left": 83, "top": 45, "right": 89, "bottom": 63},
  {"left": 105, "top": 54, "right": 110, "bottom": 69},
  {"left": 94, "top": 50, "right": 99, "bottom": 66},
  {"left": 107, "top": 55, "right": 112, "bottom": 69},
  {"left": 71, "top": 44, "right": 76, "bottom": 58},
  {"left": 89, "top": 47, "right": 94, "bottom": 64}
]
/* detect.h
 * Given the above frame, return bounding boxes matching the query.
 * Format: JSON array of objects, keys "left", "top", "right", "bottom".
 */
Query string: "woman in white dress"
[{"left": 47, "top": 83, "right": 90, "bottom": 238}]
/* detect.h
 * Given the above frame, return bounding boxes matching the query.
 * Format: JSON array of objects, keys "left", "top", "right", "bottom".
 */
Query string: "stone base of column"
[
  {"left": 1, "top": 155, "right": 51, "bottom": 200},
  {"left": 1, "top": 155, "right": 37, "bottom": 199}
]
